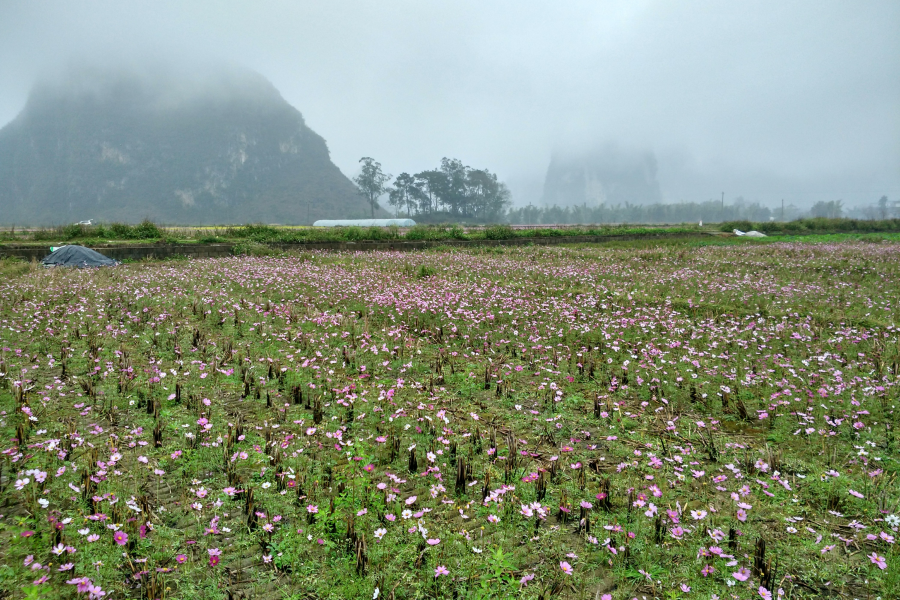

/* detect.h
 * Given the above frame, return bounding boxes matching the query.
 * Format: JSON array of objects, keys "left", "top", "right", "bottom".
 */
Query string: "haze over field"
[{"left": 0, "top": 1, "right": 898, "bottom": 213}]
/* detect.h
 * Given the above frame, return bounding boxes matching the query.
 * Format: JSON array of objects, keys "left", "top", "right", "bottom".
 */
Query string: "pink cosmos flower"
[
  {"left": 733, "top": 567, "right": 751, "bottom": 581},
  {"left": 560, "top": 561, "right": 573, "bottom": 575},
  {"left": 868, "top": 552, "right": 887, "bottom": 570},
  {"left": 434, "top": 565, "right": 449, "bottom": 578},
  {"left": 114, "top": 531, "right": 128, "bottom": 546},
  {"left": 67, "top": 577, "right": 93, "bottom": 593}
]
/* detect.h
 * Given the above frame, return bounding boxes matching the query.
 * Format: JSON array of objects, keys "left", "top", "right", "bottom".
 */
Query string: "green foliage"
[
  {"left": 233, "top": 241, "right": 278, "bottom": 256},
  {"left": 719, "top": 217, "right": 900, "bottom": 235},
  {"left": 0, "top": 258, "right": 34, "bottom": 279},
  {"left": 482, "top": 224, "right": 515, "bottom": 240},
  {"left": 126, "top": 219, "right": 164, "bottom": 239},
  {"left": 0, "top": 240, "right": 898, "bottom": 598},
  {"left": 403, "top": 158, "right": 511, "bottom": 220},
  {"left": 354, "top": 157, "right": 392, "bottom": 218},
  {"left": 403, "top": 224, "right": 460, "bottom": 241},
  {"left": 29, "top": 219, "right": 164, "bottom": 241},
  {"left": 416, "top": 264, "right": 437, "bottom": 278}
]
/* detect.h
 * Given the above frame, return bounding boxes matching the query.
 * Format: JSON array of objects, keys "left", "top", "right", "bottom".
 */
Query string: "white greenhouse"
[{"left": 313, "top": 219, "right": 417, "bottom": 227}]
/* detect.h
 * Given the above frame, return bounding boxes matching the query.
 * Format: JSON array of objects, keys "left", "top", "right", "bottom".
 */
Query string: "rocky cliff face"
[
  {"left": 541, "top": 144, "right": 662, "bottom": 208},
  {"left": 0, "top": 64, "right": 370, "bottom": 225}
]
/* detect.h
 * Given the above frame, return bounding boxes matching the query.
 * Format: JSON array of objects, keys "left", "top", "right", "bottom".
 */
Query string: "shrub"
[
  {"left": 404, "top": 225, "right": 452, "bottom": 242},
  {"left": 63, "top": 224, "right": 87, "bottom": 239},
  {"left": 129, "top": 220, "right": 164, "bottom": 239},
  {"left": 416, "top": 265, "right": 437, "bottom": 278},
  {"left": 719, "top": 221, "right": 754, "bottom": 233},
  {"left": 482, "top": 224, "right": 514, "bottom": 240},
  {"left": 233, "top": 241, "right": 277, "bottom": 256}
]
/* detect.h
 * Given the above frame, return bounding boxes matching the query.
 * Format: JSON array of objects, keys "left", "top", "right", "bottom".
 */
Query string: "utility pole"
[{"left": 307, "top": 202, "right": 310, "bottom": 225}]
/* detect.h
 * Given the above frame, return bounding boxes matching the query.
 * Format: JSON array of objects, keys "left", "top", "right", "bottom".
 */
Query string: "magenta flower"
[
  {"left": 868, "top": 552, "right": 887, "bottom": 570},
  {"left": 733, "top": 567, "right": 751, "bottom": 581},
  {"left": 175, "top": 554, "right": 186, "bottom": 564},
  {"left": 114, "top": 531, "right": 128, "bottom": 546},
  {"left": 560, "top": 561, "right": 573, "bottom": 575},
  {"left": 66, "top": 577, "right": 92, "bottom": 593},
  {"left": 434, "top": 565, "right": 449, "bottom": 578}
]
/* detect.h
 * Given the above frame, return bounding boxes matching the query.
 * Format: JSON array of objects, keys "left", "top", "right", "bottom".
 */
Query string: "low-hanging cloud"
[{"left": 1, "top": 0, "right": 897, "bottom": 208}]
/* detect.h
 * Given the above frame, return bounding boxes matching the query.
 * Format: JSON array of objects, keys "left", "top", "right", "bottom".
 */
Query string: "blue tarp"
[
  {"left": 41, "top": 245, "right": 119, "bottom": 268},
  {"left": 313, "top": 219, "right": 416, "bottom": 227}
]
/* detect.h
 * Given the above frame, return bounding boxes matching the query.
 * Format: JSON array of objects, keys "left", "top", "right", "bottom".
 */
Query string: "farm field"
[{"left": 0, "top": 239, "right": 898, "bottom": 599}]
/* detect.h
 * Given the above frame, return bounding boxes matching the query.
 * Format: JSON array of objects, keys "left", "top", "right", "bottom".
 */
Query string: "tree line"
[
  {"left": 506, "top": 197, "right": 895, "bottom": 225},
  {"left": 353, "top": 160, "right": 894, "bottom": 225},
  {"left": 353, "top": 157, "right": 511, "bottom": 220}
]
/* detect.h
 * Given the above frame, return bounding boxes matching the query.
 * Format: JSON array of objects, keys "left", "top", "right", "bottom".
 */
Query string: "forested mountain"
[
  {"left": 541, "top": 144, "right": 663, "bottom": 207},
  {"left": 0, "top": 64, "right": 371, "bottom": 225}
]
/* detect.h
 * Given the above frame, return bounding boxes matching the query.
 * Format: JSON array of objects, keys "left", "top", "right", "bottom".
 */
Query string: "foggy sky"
[{"left": 1, "top": 0, "right": 898, "bottom": 207}]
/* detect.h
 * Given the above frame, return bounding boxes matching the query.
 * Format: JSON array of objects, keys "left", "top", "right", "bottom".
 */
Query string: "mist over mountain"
[
  {"left": 0, "top": 63, "right": 372, "bottom": 225},
  {"left": 541, "top": 144, "right": 663, "bottom": 208}
]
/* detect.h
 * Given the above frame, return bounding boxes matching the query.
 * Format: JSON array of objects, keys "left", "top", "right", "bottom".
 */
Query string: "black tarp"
[{"left": 41, "top": 245, "right": 119, "bottom": 268}]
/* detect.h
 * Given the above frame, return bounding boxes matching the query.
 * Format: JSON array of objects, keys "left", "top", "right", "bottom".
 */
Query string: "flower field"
[{"left": 0, "top": 239, "right": 897, "bottom": 599}]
